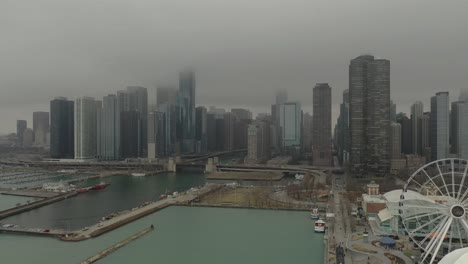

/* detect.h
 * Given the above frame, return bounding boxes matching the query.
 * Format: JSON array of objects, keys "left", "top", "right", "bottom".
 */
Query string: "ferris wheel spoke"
[
  {"left": 420, "top": 169, "right": 446, "bottom": 197},
  {"left": 421, "top": 216, "right": 450, "bottom": 263},
  {"left": 436, "top": 163, "right": 452, "bottom": 197},
  {"left": 408, "top": 214, "right": 445, "bottom": 235},
  {"left": 419, "top": 216, "right": 449, "bottom": 246},
  {"left": 429, "top": 217, "right": 453, "bottom": 264},
  {"left": 404, "top": 211, "right": 444, "bottom": 222},
  {"left": 456, "top": 163, "right": 468, "bottom": 200},
  {"left": 451, "top": 160, "right": 456, "bottom": 197}
]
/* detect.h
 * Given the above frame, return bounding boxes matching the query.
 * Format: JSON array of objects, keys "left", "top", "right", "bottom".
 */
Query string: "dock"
[
  {"left": 0, "top": 191, "right": 77, "bottom": 220},
  {"left": 80, "top": 226, "right": 154, "bottom": 264}
]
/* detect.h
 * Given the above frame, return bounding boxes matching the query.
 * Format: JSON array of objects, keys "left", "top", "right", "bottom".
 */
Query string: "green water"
[
  {"left": 0, "top": 194, "right": 40, "bottom": 211},
  {"left": 0, "top": 206, "right": 323, "bottom": 264}
]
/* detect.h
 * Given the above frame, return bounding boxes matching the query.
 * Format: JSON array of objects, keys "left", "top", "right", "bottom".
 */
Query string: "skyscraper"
[
  {"left": 430, "top": 92, "right": 450, "bottom": 161},
  {"left": 245, "top": 121, "right": 271, "bottom": 164},
  {"left": 148, "top": 111, "right": 166, "bottom": 159},
  {"left": 349, "top": 55, "right": 391, "bottom": 176},
  {"left": 302, "top": 113, "right": 313, "bottom": 152},
  {"left": 312, "top": 83, "right": 332, "bottom": 166},
  {"left": 16, "top": 120, "right": 27, "bottom": 147},
  {"left": 178, "top": 70, "right": 196, "bottom": 153},
  {"left": 223, "top": 112, "right": 236, "bottom": 151},
  {"left": 452, "top": 101, "right": 468, "bottom": 159},
  {"left": 195, "top": 106, "right": 207, "bottom": 153},
  {"left": 50, "top": 97, "right": 74, "bottom": 159},
  {"left": 279, "top": 102, "right": 301, "bottom": 154},
  {"left": 127, "top": 86, "right": 148, "bottom": 157},
  {"left": 459, "top": 89, "right": 468, "bottom": 102},
  {"left": 206, "top": 113, "right": 217, "bottom": 152},
  {"left": 397, "top": 113, "right": 412, "bottom": 155},
  {"left": 421, "top": 112, "right": 431, "bottom": 161},
  {"left": 32, "top": 112, "right": 49, "bottom": 147},
  {"left": 411, "top": 101, "right": 424, "bottom": 155},
  {"left": 390, "top": 122, "right": 402, "bottom": 159},
  {"left": 390, "top": 100, "right": 397, "bottom": 122},
  {"left": 336, "top": 89, "right": 350, "bottom": 164},
  {"left": 75, "top": 97, "right": 97, "bottom": 160},
  {"left": 157, "top": 87, "right": 178, "bottom": 156},
  {"left": 100, "top": 95, "right": 120, "bottom": 160}
]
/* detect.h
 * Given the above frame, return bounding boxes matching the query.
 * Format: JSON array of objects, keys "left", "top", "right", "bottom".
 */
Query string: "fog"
[{"left": 1, "top": 0, "right": 467, "bottom": 133}]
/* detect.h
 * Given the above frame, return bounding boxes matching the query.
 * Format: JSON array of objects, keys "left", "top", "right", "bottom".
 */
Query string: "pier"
[
  {"left": 0, "top": 191, "right": 77, "bottom": 220},
  {"left": 80, "top": 226, "right": 154, "bottom": 264}
]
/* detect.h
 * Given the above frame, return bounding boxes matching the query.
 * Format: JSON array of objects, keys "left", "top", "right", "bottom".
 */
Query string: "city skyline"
[{"left": 1, "top": 0, "right": 468, "bottom": 134}]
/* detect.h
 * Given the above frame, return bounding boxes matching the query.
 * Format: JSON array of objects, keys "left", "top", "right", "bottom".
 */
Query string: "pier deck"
[{"left": 80, "top": 226, "right": 154, "bottom": 264}]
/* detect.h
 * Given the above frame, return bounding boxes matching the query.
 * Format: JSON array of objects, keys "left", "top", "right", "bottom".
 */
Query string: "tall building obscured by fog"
[
  {"left": 411, "top": 101, "right": 424, "bottom": 155},
  {"left": 421, "top": 112, "right": 431, "bottom": 161},
  {"left": 157, "top": 87, "right": 178, "bottom": 156},
  {"left": 32, "top": 112, "right": 49, "bottom": 147},
  {"left": 312, "top": 83, "right": 332, "bottom": 166},
  {"left": 16, "top": 120, "right": 27, "bottom": 147},
  {"left": 74, "top": 97, "right": 97, "bottom": 160},
  {"left": 148, "top": 111, "right": 166, "bottom": 159},
  {"left": 178, "top": 71, "right": 196, "bottom": 153},
  {"left": 22, "top": 128, "right": 33, "bottom": 147},
  {"left": 272, "top": 90, "right": 288, "bottom": 151},
  {"left": 50, "top": 97, "right": 74, "bottom": 159},
  {"left": 195, "top": 106, "right": 207, "bottom": 153},
  {"left": 459, "top": 89, "right": 468, "bottom": 102},
  {"left": 336, "top": 89, "right": 350, "bottom": 164},
  {"left": 127, "top": 86, "right": 148, "bottom": 157},
  {"left": 279, "top": 102, "right": 301, "bottom": 154},
  {"left": 431, "top": 92, "right": 450, "bottom": 161},
  {"left": 349, "top": 55, "right": 391, "bottom": 176},
  {"left": 302, "top": 113, "right": 313, "bottom": 152},
  {"left": 451, "top": 101, "right": 468, "bottom": 159},
  {"left": 99, "top": 95, "right": 120, "bottom": 160}
]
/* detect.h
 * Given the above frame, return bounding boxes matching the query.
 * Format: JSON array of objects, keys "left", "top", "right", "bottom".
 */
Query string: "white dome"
[
  {"left": 439, "top": 247, "right": 468, "bottom": 264},
  {"left": 383, "top": 189, "right": 433, "bottom": 203}
]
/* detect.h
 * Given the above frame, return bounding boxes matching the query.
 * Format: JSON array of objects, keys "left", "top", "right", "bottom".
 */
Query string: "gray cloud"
[{"left": 1, "top": 0, "right": 467, "bottom": 133}]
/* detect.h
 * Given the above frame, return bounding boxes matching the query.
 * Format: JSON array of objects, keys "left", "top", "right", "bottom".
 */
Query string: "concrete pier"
[{"left": 80, "top": 226, "right": 154, "bottom": 264}]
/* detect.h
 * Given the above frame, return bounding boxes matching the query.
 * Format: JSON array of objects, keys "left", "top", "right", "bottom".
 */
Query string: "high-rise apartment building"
[
  {"left": 430, "top": 92, "right": 450, "bottom": 161},
  {"left": 75, "top": 97, "right": 97, "bottom": 160},
  {"left": 411, "top": 101, "right": 424, "bottom": 155},
  {"left": 16, "top": 120, "right": 27, "bottom": 147},
  {"left": 178, "top": 71, "right": 196, "bottom": 153},
  {"left": 312, "top": 83, "right": 332, "bottom": 166},
  {"left": 50, "top": 97, "right": 74, "bottom": 159},
  {"left": 223, "top": 112, "right": 235, "bottom": 151},
  {"left": 421, "top": 112, "right": 431, "bottom": 161},
  {"left": 157, "top": 87, "right": 178, "bottom": 156},
  {"left": 32, "top": 112, "right": 49, "bottom": 147},
  {"left": 349, "top": 55, "right": 391, "bottom": 176}
]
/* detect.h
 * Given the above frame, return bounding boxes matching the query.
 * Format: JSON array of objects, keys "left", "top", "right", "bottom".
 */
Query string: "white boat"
[
  {"left": 314, "top": 219, "right": 326, "bottom": 233},
  {"left": 131, "top": 173, "right": 146, "bottom": 177},
  {"left": 310, "top": 208, "right": 320, "bottom": 219}
]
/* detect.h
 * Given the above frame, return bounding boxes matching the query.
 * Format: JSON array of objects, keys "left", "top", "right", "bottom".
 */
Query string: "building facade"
[
  {"left": 148, "top": 111, "right": 166, "bottom": 159},
  {"left": 50, "top": 97, "right": 74, "bottom": 158},
  {"left": 349, "top": 55, "right": 391, "bottom": 176},
  {"left": 411, "top": 101, "right": 424, "bottom": 155},
  {"left": 32, "top": 112, "right": 49, "bottom": 147},
  {"left": 74, "top": 97, "right": 97, "bottom": 160},
  {"left": 126, "top": 86, "right": 148, "bottom": 157},
  {"left": 312, "top": 83, "right": 332, "bottom": 166},
  {"left": 16, "top": 120, "right": 27, "bottom": 147},
  {"left": 178, "top": 71, "right": 196, "bottom": 153},
  {"left": 279, "top": 102, "right": 301, "bottom": 153},
  {"left": 430, "top": 92, "right": 450, "bottom": 161},
  {"left": 99, "top": 94, "right": 120, "bottom": 160},
  {"left": 195, "top": 106, "right": 207, "bottom": 153},
  {"left": 454, "top": 101, "right": 468, "bottom": 159},
  {"left": 390, "top": 123, "right": 402, "bottom": 159}
]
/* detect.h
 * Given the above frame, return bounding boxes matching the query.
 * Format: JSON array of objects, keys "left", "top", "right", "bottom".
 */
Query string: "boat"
[
  {"left": 131, "top": 172, "right": 146, "bottom": 177},
  {"left": 310, "top": 208, "right": 320, "bottom": 219},
  {"left": 314, "top": 219, "right": 326, "bottom": 233},
  {"left": 89, "top": 182, "right": 109, "bottom": 190},
  {"left": 77, "top": 188, "right": 89, "bottom": 193}
]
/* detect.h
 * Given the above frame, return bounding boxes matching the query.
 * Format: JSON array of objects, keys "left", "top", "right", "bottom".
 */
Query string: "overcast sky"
[{"left": 1, "top": 0, "right": 467, "bottom": 134}]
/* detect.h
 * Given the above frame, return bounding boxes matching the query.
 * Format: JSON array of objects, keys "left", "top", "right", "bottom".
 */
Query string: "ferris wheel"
[{"left": 399, "top": 158, "right": 468, "bottom": 264}]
